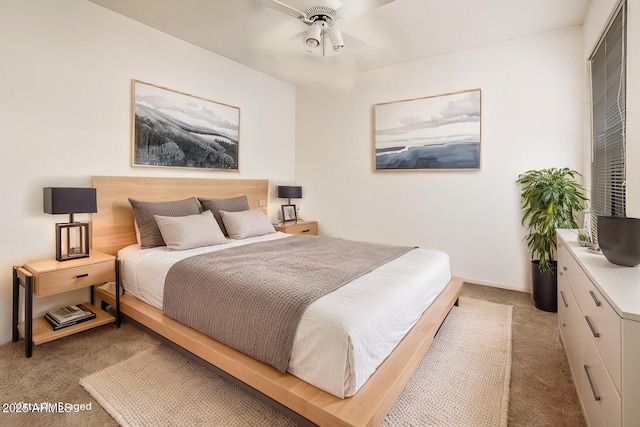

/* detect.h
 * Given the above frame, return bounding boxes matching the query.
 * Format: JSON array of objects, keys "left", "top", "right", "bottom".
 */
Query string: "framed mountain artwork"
[{"left": 132, "top": 80, "right": 240, "bottom": 171}]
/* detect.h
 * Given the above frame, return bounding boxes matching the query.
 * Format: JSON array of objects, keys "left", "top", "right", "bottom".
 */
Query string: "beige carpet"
[{"left": 80, "top": 297, "right": 512, "bottom": 426}]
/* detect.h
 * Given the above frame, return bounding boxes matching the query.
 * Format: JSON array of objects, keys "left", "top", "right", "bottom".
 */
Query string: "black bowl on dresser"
[{"left": 597, "top": 216, "right": 640, "bottom": 267}]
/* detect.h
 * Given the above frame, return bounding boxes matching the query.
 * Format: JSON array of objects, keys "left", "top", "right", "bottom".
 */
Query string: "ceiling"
[{"left": 88, "top": 0, "right": 591, "bottom": 85}]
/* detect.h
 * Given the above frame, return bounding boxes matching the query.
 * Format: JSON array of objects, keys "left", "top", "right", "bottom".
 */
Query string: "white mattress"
[{"left": 118, "top": 233, "right": 451, "bottom": 398}]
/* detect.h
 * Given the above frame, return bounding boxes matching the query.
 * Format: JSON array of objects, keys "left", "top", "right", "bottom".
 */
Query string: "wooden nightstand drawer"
[
  {"left": 274, "top": 221, "right": 318, "bottom": 235},
  {"left": 23, "top": 251, "right": 116, "bottom": 296},
  {"left": 29, "top": 261, "right": 114, "bottom": 296}
]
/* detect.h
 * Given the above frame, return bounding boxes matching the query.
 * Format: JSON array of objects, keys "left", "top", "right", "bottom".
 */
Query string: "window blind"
[{"left": 590, "top": 1, "right": 626, "bottom": 241}]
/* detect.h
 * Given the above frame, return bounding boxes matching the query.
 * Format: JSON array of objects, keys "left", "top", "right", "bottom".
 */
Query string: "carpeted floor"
[
  {"left": 0, "top": 283, "right": 585, "bottom": 426},
  {"left": 462, "top": 284, "right": 586, "bottom": 427}
]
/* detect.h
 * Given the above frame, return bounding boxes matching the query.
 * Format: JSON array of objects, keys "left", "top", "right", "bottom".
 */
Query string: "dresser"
[{"left": 556, "top": 229, "right": 640, "bottom": 427}]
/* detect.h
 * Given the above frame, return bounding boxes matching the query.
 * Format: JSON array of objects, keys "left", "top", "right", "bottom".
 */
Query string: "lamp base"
[{"left": 55, "top": 222, "right": 90, "bottom": 262}]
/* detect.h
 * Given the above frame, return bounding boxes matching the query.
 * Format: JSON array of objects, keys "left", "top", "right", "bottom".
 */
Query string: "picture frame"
[
  {"left": 281, "top": 204, "right": 297, "bottom": 222},
  {"left": 373, "top": 89, "right": 481, "bottom": 171},
  {"left": 131, "top": 80, "right": 240, "bottom": 171}
]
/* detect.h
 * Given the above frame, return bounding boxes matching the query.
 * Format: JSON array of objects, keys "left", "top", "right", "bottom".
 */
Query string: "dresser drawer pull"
[
  {"left": 584, "top": 365, "right": 601, "bottom": 401},
  {"left": 585, "top": 316, "right": 600, "bottom": 338},
  {"left": 560, "top": 291, "right": 568, "bottom": 308},
  {"left": 76, "top": 273, "right": 89, "bottom": 279},
  {"left": 301, "top": 229, "right": 311, "bottom": 233},
  {"left": 589, "top": 290, "right": 602, "bottom": 307}
]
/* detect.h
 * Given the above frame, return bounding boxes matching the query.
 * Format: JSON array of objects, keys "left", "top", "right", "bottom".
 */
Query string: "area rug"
[{"left": 80, "top": 297, "right": 512, "bottom": 426}]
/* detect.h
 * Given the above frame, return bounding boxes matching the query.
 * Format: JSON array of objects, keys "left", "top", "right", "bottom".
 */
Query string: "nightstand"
[
  {"left": 274, "top": 221, "right": 318, "bottom": 235},
  {"left": 12, "top": 250, "right": 120, "bottom": 357}
]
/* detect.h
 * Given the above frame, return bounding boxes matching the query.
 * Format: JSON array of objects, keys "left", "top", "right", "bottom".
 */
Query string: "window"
[{"left": 589, "top": 1, "right": 626, "bottom": 240}]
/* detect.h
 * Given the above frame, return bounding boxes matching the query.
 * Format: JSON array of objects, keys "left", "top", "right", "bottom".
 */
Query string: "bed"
[{"left": 91, "top": 175, "right": 463, "bottom": 427}]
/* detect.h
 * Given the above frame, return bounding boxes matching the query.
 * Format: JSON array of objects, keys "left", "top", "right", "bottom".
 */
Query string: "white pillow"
[
  {"left": 154, "top": 210, "right": 227, "bottom": 250},
  {"left": 220, "top": 209, "right": 275, "bottom": 239}
]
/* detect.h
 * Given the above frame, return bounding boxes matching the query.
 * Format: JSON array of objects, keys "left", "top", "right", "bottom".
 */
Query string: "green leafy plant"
[
  {"left": 517, "top": 168, "right": 587, "bottom": 273},
  {"left": 577, "top": 230, "right": 592, "bottom": 246}
]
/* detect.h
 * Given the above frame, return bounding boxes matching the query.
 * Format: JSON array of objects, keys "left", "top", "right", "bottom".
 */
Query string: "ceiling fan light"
[
  {"left": 328, "top": 28, "right": 344, "bottom": 51},
  {"left": 305, "top": 23, "right": 322, "bottom": 47}
]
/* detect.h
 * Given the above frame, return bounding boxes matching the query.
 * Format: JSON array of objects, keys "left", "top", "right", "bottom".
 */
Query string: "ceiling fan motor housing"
[
  {"left": 303, "top": 5, "right": 340, "bottom": 49},
  {"left": 304, "top": 6, "right": 336, "bottom": 25}
]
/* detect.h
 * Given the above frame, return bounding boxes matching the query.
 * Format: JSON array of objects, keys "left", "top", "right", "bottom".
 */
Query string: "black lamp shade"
[
  {"left": 44, "top": 187, "right": 97, "bottom": 215},
  {"left": 277, "top": 186, "right": 302, "bottom": 199}
]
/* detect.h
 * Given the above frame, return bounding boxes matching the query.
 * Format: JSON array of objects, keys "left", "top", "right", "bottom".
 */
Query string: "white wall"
[
  {"left": 584, "top": 0, "right": 640, "bottom": 217},
  {"left": 295, "top": 27, "right": 585, "bottom": 292},
  {"left": 0, "top": 0, "right": 296, "bottom": 345}
]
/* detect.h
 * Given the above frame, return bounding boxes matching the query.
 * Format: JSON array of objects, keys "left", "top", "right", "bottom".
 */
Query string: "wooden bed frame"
[{"left": 91, "top": 175, "right": 463, "bottom": 427}]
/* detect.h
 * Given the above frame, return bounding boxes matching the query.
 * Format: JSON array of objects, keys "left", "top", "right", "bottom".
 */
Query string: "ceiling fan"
[{"left": 256, "top": 0, "right": 396, "bottom": 56}]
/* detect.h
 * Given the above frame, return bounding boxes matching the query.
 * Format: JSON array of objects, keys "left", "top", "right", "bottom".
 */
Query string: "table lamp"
[
  {"left": 43, "top": 187, "right": 97, "bottom": 261},
  {"left": 277, "top": 185, "right": 302, "bottom": 223}
]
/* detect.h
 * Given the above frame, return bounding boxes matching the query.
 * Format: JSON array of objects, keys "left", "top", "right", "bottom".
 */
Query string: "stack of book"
[{"left": 45, "top": 304, "right": 96, "bottom": 330}]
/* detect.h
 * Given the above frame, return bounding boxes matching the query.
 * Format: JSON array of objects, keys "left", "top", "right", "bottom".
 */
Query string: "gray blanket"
[{"left": 163, "top": 235, "right": 414, "bottom": 372}]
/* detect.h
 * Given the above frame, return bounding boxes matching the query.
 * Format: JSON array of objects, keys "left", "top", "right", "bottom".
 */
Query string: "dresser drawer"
[
  {"left": 562, "top": 246, "right": 622, "bottom": 393},
  {"left": 576, "top": 278, "right": 621, "bottom": 393},
  {"left": 27, "top": 260, "right": 115, "bottom": 296},
  {"left": 582, "top": 322, "right": 622, "bottom": 427},
  {"left": 561, "top": 241, "right": 584, "bottom": 292},
  {"left": 558, "top": 270, "right": 582, "bottom": 390}
]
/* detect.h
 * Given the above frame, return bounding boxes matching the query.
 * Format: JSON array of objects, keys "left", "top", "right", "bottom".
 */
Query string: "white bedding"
[{"left": 118, "top": 232, "right": 451, "bottom": 398}]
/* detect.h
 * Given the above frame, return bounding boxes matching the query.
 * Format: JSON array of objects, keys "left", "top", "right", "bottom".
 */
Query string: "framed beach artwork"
[
  {"left": 131, "top": 80, "right": 240, "bottom": 170},
  {"left": 373, "top": 89, "right": 481, "bottom": 171}
]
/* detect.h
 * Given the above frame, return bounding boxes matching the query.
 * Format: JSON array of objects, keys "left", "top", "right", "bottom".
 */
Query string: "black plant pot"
[{"left": 532, "top": 260, "right": 557, "bottom": 312}]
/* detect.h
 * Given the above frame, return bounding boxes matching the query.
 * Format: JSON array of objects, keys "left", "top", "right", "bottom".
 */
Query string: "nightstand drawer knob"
[
  {"left": 302, "top": 229, "right": 310, "bottom": 233},
  {"left": 76, "top": 273, "right": 89, "bottom": 279}
]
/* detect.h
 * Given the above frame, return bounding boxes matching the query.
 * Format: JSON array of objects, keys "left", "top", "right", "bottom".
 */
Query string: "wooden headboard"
[{"left": 91, "top": 176, "right": 269, "bottom": 256}]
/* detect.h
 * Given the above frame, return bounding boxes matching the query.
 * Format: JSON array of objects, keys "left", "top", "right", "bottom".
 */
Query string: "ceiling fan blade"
[
  {"left": 338, "top": 0, "right": 396, "bottom": 18},
  {"left": 254, "top": 0, "right": 307, "bottom": 19},
  {"left": 340, "top": 31, "right": 379, "bottom": 55},
  {"left": 371, "top": 0, "right": 396, "bottom": 6},
  {"left": 330, "top": 16, "right": 345, "bottom": 28}
]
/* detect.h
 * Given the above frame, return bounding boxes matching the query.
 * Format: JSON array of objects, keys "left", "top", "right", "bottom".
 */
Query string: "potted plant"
[
  {"left": 577, "top": 230, "right": 592, "bottom": 247},
  {"left": 516, "top": 168, "right": 587, "bottom": 312}
]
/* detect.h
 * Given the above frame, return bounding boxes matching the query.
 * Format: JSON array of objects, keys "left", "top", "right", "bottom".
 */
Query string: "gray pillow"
[
  {"left": 154, "top": 210, "right": 228, "bottom": 250},
  {"left": 220, "top": 209, "right": 275, "bottom": 239},
  {"left": 198, "top": 195, "right": 249, "bottom": 236},
  {"left": 128, "top": 197, "right": 201, "bottom": 248}
]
